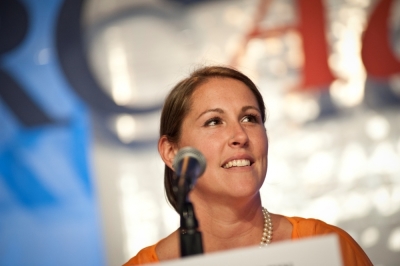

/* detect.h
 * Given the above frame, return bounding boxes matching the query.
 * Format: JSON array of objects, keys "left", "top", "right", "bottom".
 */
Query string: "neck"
[{"left": 188, "top": 193, "right": 264, "bottom": 253}]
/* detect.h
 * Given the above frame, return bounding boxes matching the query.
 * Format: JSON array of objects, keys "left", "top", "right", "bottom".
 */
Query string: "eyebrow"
[
  {"left": 196, "top": 106, "right": 260, "bottom": 120},
  {"left": 197, "top": 108, "right": 224, "bottom": 120},
  {"left": 242, "top": 106, "right": 261, "bottom": 113}
]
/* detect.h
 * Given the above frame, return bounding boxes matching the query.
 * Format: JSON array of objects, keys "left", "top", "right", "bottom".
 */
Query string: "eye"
[
  {"left": 204, "top": 117, "right": 222, "bottom": 126},
  {"left": 241, "top": 114, "right": 259, "bottom": 123}
]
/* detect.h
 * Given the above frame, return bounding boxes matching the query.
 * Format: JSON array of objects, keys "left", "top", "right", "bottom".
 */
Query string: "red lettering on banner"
[
  {"left": 361, "top": 0, "right": 400, "bottom": 78},
  {"left": 297, "top": 0, "right": 335, "bottom": 91},
  {"left": 233, "top": 0, "right": 400, "bottom": 91}
]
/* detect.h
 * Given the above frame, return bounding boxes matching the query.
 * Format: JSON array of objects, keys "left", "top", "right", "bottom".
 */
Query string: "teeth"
[{"left": 223, "top": 159, "right": 250, "bottom": 169}]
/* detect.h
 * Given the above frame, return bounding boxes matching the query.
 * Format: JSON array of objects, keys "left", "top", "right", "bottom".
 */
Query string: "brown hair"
[{"left": 160, "top": 66, "right": 266, "bottom": 212}]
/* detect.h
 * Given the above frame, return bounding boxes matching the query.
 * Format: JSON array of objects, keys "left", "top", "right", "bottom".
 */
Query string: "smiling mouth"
[{"left": 223, "top": 159, "right": 251, "bottom": 169}]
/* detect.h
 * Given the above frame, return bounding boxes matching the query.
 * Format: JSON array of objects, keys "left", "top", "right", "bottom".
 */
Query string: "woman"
[{"left": 124, "top": 66, "right": 372, "bottom": 265}]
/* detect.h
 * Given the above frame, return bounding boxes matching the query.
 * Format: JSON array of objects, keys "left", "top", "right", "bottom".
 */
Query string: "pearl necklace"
[{"left": 260, "top": 207, "right": 273, "bottom": 247}]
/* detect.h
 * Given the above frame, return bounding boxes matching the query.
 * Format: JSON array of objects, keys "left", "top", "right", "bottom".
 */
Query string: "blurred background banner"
[
  {"left": 0, "top": 0, "right": 105, "bottom": 265},
  {"left": 1, "top": 0, "right": 400, "bottom": 266}
]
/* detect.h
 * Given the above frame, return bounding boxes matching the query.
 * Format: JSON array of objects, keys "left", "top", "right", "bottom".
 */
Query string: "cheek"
[
  {"left": 197, "top": 144, "right": 217, "bottom": 166},
  {"left": 252, "top": 128, "right": 268, "bottom": 145},
  {"left": 265, "top": 134, "right": 269, "bottom": 154},
  {"left": 181, "top": 127, "right": 221, "bottom": 148},
  {"left": 178, "top": 133, "right": 201, "bottom": 149},
  {"left": 176, "top": 126, "right": 196, "bottom": 148}
]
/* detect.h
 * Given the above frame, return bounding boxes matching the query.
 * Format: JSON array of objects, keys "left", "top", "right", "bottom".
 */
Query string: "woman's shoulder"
[
  {"left": 285, "top": 216, "right": 340, "bottom": 237},
  {"left": 123, "top": 230, "right": 180, "bottom": 266},
  {"left": 123, "top": 244, "right": 158, "bottom": 266},
  {"left": 284, "top": 216, "right": 355, "bottom": 239},
  {"left": 284, "top": 216, "right": 373, "bottom": 266},
  {"left": 155, "top": 230, "right": 180, "bottom": 261}
]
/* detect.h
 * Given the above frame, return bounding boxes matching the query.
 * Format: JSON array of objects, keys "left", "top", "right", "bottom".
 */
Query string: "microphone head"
[{"left": 173, "top": 147, "right": 206, "bottom": 181}]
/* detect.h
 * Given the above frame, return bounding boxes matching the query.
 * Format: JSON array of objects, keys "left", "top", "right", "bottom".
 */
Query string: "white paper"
[{"left": 158, "top": 234, "right": 343, "bottom": 266}]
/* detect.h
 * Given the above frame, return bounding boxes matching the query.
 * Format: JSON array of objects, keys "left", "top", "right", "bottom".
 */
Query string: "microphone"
[
  {"left": 173, "top": 147, "right": 206, "bottom": 256},
  {"left": 173, "top": 147, "right": 206, "bottom": 190}
]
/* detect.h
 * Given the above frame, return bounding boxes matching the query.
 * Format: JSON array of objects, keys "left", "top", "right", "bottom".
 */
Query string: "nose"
[{"left": 229, "top": 122, "right": 249, "bottom": 147}]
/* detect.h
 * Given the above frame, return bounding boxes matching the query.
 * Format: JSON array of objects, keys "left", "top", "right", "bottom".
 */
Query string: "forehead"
[{"left": 190, "top": 77, "right": 257, "bottom": 106}]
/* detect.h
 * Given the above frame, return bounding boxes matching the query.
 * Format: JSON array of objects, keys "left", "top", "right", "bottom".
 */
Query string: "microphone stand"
[
  {"left": 176, "top": 174, "right": 203, "bottom": 257},
  {"left": 179, "top": 200, "right": 203, "bottom": 257}
]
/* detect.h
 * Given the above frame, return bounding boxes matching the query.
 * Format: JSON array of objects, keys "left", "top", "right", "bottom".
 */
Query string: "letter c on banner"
[{"left": 55, "top": 0, "right": 163, "bottom": 115}]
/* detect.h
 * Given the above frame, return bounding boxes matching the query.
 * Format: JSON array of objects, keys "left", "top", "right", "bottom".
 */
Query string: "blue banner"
[{"left": 0, "top": 0, "right": 105, "bottom": 265}]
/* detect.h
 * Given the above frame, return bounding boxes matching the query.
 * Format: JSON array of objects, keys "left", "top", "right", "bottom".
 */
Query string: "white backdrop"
[{"left": 83, "top": 0, "right": 400, "bottom": 265}]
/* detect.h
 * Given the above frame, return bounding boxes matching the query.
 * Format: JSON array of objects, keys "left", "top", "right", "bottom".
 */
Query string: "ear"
[{"left": 158, "top": 135, "right": 178, "bottom": 170}]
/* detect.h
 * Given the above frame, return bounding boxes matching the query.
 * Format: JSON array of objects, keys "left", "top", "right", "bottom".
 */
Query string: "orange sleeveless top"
[{"left": 123, "top": 216, "right": 372, "bottom": 266}]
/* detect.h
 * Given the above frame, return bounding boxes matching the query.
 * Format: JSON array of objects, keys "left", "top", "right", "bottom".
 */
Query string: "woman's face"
[{"left": 177, "top": 77, "right": 268, "bottom": 203}]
